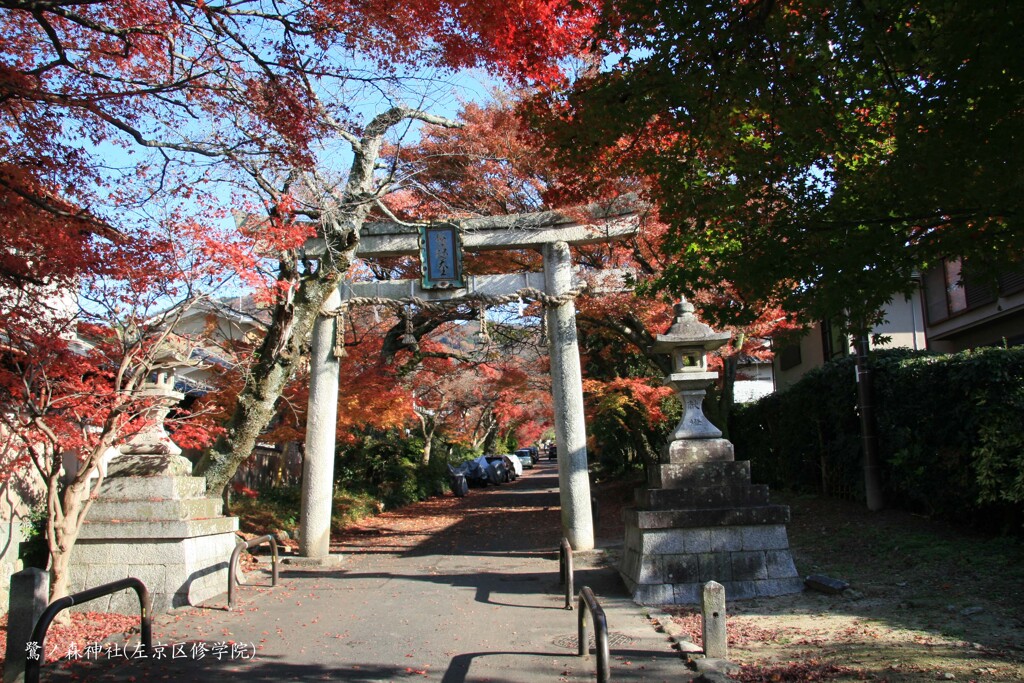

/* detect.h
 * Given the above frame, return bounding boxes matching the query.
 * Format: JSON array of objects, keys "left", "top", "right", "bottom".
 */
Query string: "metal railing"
[
  {"left": 558, "top": 537, "right": 574, "bottom": 610},
  {"left": 577, "top": 586, "right": 611, "bottom": 683},
  {"left": 26, "top": 577, "right": 152, "bottom": 683},
  {"left": 228, "top": 534, "right": 279, "bottom": 610}
]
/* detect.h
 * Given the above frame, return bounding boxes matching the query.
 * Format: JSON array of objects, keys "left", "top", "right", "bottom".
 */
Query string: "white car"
[{"left": 503, "top": 453, "right": 524, "bottom": 478}]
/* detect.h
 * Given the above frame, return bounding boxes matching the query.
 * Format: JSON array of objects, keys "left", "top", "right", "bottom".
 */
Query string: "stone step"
[
  {"left": 624, "top": 504, "right": 790, "bottom": 530},
  {"left": 99, "top": 475, "right": 207, "bottom": 501},
  {"left": 621, "top": 543, "right": 800, "bottom": 587},
  {"left": 88, "top": 496, "right": 223, "bottom": 522},
  {"left": 648, "top": 460, "right": 751, "bottom": 489},
  {"left": 661, "top": 438, "right": 734, "bottom": 465},
  {"left": 634, "top": 485, "right": 771, "bottom": 510},
  {"left": 623, "top": 522, "right": 794, "bottom": 556},
  {"left": 79, "top": 515, "right": 238, "bottom": 540}
]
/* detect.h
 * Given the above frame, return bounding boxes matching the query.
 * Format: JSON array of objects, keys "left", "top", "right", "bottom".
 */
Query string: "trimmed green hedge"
[{"left": 731, "top": 347, "right": 1024, "bottom": 530}]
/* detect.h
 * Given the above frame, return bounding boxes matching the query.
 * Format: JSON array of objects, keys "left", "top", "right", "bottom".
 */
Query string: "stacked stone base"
[
  {"left": 70, "top": 468, "right": 238, "bottom": 614},
  {"left": 621, "top": 439, "right": 802, "bottom": 605}
]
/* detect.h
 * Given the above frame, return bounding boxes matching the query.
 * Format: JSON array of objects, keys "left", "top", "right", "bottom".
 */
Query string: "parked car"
[
  {"left": 514, "top": 449, "right": 534, "bottom": 469},
  {"left": 484, "top": 454, "right": 516, "bottom": 482},
  {"left": 503, "top": 453, "right": 524, "bottom": 478},
  {"left": 449, "top": 456, "right": 497, "bottom": 491},
  {"left": 548, "top": 444, "right": 557, "bottom": 460}
]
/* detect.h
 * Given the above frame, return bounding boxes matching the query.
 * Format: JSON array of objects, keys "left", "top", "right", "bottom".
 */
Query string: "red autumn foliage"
[
  {"left": 404, "top": 334, "right": 552, "bottom": 456},
  {"left": 0, "top": 221, "right": 232, "bottom": 604}
]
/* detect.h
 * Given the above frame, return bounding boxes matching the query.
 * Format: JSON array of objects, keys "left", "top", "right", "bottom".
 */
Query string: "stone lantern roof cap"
[{"left": 652, "top": 298, "right": 731, "bottom": 353}]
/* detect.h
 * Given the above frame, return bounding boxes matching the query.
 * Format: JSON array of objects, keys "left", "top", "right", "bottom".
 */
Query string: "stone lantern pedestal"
[
  {"left": 69, "top": 371, "right": 238, "bottom": 614},
  {"left": 620, "top": 300, "right": 802, "bottom": 604}
]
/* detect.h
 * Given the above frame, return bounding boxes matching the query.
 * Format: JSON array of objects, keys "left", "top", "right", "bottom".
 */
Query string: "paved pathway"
[{"left": 44, "top": 462, "right": 695, "bottom": 682}]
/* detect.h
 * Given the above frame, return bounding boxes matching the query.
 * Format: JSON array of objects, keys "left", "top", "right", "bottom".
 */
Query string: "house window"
[
  {"left": 999, "top": 269, "right": 1024, "bottom": 296},
  {"left": 944, "top": 258, "right": 968, "bottom": 315},
  {"left": 821, "top": 319, "right": 849, "bottom": 361},
  {"left": 923, "top": 265, "right": 950, "bottom": 323},
  {"left": 924, "top": 257, "right": 1010, "bottom": 324},
  {"left": 778, "top": 344, "right": 802, "bottom": 371}
]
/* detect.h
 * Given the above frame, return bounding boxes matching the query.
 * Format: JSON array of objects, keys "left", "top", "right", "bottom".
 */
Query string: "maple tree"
[
  {"left": 533, "top": 0, "right": 1024, "bottom": 332},
  {"left": 406, "top": 352, "right": 480, "bottom": 467},
  {"left": 0, "top": 226, "right": 225, "bottom": 604},
  {"left": 2, "top": 0, "right": 601, "bottom": 500},
  {"left": 178, "top": 2, "right": 599, "bottom": 495},
  {"left": 393, "top": 315, "right": 552, "bottom": 463},
  {"left": 212, "top": 305, "right": 414, "bottom": 451},
  {"left": 470, "top": 353, "right": 551, "bottom": 453}
]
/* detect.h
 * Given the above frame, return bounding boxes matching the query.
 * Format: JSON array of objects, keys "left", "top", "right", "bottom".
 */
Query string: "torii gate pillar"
[
  {"left": 544, "top": 241, "right": 594, "bottom": 551},
  {"left": 299, "top": 288, "right": 341, "bottom": 559}
]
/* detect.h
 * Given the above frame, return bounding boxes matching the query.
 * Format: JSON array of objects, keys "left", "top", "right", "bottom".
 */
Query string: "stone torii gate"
[{"left": 298, "top": 204, "right": 638, "bottom": 560}]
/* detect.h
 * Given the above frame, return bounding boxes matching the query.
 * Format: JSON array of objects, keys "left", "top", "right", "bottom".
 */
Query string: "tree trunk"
[
  {"left": 194, "top": 108, "right": 419, "bottom": 496},
  {"left": 817, "top": 419, "right": 829, "bottom": 495},
  {"left": 413, "top": 407, "right": 437, "bottom": 467},
  {"left": 717, "top": 353, "right": 738, "bottom": 440},
  {"left": 47, "top": 531, "right": 76, "bottom": 618},
  {"left": 853, "top": 331, "right": 884, "bottom": 511},
  {"left": 47, "top": 475, "right": 92, "bottom": 622},
  {"left": 421, "top": 436, "right": 433, "bottom": 467},
  {"left": 480, "top": 416, "right": 499, "bottom": 454},
  {"left": 633, "top": 427, "right": 655, "bottom": 476},
  {"left": 194, "top": 269, "right": 342, "bottom": 495}
]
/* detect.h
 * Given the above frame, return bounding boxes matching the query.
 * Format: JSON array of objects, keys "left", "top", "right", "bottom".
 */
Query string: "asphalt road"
[{"left": 41, "top": 461, "right": 694, "bottom": 682}]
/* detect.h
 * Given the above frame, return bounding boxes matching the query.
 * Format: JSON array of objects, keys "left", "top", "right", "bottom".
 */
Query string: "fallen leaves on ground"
[
  {"left": 731, "top": 660, "right": 860, "bottom": 682},
  {"left": 667, "top": 609, "right": 789, "bottom": 648},
  {"left": 663, "top": 492, "right": 1024, "bottom": 683},
  {"left": 0, "top": 611, "right": 140, "bottom": 666}
]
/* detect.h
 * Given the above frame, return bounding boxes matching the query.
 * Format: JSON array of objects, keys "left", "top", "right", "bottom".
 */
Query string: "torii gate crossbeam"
[{"left": 299, "top": 209, "right": 638, "bottom": 560}]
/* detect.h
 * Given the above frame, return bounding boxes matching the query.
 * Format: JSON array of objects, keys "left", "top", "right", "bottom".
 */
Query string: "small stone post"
[
  {"left": 543, "top": 241, "right": 594, "bottom": 551},
  {"left": 701, "top": 580, "right": 727, "bottom": 660},
  {"left": 299, "top": 288, "right": 341, "bottom": 559},
  {"left": 4, "top": 568, "right": 48, "bottom": 683}
]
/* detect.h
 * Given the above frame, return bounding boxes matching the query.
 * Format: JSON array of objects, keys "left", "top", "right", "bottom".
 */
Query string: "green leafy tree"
[{"left": 535, "top": 0, "right": 1024, "bottom": 330}]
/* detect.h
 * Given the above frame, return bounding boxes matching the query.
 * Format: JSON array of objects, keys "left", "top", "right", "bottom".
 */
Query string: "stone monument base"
[
  {"left": 620, "top": 439, "right": 802, "bottom": 605},
  {"left": 70, "top": 467, "right": 238, "bottom": 614}
]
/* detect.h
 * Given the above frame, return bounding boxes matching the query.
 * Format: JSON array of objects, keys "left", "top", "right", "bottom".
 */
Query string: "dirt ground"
[{"left": 653, "top": 492, "right": 1024, "bottom": 683}]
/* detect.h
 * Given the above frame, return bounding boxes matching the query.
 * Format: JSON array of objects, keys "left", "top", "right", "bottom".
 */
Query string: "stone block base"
[
  {"left": 621, "top": 435, "right": 801, "bottom": 606},
  {"left": 69, "top": 532, "right": 237, "bottom": 613},
  {"left": 69, "top": 473, "right": 238, "bottom": 614},
  {"left": 623, "top": 576, "right": 805, "bottom": 605},
  {"left": 619, "top": 523, "right": 802, "bottom": 605}
]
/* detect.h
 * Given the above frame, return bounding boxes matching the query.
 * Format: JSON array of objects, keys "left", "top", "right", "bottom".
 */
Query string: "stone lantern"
[
  {"left": 72, "top": 352, "right": 238, "bottom": 615},
  {"left": 106, "top": 355, "right": 195, "bottom": 477},
  {"left": 652, "top": 298, "right": 732, "bottom": 441},
  {"left": 618, "top": 298, "right": 802, "bottom": 605},
  {"left": 121, "top": 369, "right": 186, "bottom": 457}
]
